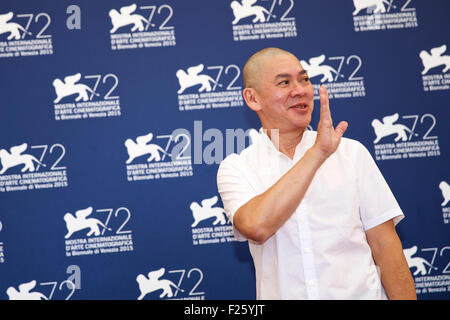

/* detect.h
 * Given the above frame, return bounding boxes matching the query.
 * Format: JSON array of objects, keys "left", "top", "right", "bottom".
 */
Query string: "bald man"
[{"left": 217, "top": 47, "right": 416, "bottom": 300}]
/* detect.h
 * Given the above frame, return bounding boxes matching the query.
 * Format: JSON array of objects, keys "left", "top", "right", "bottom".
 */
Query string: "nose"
[{"left": 289, "top": 80, "right": 307, "bottom": 98}]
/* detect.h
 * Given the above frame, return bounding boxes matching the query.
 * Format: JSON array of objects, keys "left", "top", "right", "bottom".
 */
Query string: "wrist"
[{"left": 306, "top": 146, "right": 328, "bottom": 167}]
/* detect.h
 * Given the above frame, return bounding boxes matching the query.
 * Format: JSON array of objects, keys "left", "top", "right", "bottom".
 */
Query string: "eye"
[
  {"left": 278, "top": 80, "right": 289, "bottom": 86},
  {"left": 303, "top": 77, "right": 310, "bottom": 82}
]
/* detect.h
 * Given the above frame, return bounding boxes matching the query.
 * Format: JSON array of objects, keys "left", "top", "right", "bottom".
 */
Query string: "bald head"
[{"left": 243, "top": 47, "right": 299, "bottom": 89}]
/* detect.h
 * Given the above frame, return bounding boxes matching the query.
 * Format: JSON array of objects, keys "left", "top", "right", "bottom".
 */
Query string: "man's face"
[{"left": 254, "top": 53, "right": 314, "bottom": 133}]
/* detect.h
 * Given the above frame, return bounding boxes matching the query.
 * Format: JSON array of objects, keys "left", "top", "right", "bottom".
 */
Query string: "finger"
[
  {"left": 319, "top": 85, "right": 331, "bottom": 120},
  {"left": 335, "top": 121, "right": 348, "bottom": 137}
]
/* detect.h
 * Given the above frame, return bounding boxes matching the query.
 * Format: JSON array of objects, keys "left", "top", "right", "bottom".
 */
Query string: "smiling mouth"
[{"left": 289, "top": 103, "right": 307, "bottom": 109}]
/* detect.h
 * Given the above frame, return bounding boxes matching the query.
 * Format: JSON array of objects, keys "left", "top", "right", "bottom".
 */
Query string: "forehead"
[{"left": 261, "top": 53, "right": 304, "bottom": 79}]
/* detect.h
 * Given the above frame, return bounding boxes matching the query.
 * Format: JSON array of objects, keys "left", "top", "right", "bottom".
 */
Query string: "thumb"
[{"left": 335, "top": 121, "right": 348, "bottom": 137}]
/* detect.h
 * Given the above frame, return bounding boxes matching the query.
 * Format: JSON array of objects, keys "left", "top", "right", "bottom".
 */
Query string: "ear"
[{"left": 243, "top": 88, "right": 262, "bottom": 112}]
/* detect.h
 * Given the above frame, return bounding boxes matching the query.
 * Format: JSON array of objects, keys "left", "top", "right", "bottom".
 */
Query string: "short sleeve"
[
  {"left": 217, "top": 155, "right": 257, "bottom": 241},
  {"left": 352, "top": 141, "right": 405, "bottom": 230}
]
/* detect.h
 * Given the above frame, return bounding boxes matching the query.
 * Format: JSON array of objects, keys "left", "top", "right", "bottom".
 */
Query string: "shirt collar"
[{"left": 257, "top": 127, "right": 312, "bottom": 161}]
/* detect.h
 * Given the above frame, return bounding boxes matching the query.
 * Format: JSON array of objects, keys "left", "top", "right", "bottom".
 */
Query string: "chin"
[
  {"left": 283, "top": 121, "right": 310, "bottom": 133},
  {"left": 293, "top": 116, "right": 311, "bottom": 129}
]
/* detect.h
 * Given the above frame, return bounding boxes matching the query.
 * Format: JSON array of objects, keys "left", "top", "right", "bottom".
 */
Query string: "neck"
[{"left": 264, "top": 127, "right": 305, "bottom": 159}]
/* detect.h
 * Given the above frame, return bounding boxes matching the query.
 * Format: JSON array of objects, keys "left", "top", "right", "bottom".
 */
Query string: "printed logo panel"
[
  {"left": 6, "top": 266, "right": 81, "bottom": 300},
  {"left": 0, "top": 143, "right": 68, "bottom": 192},
  {"left": 125, "top": 130, "right": 193, "bottom": 181},
  {"left": 421, "top": 44, "right": 450, "bottom": 92},
  {"left": 53, "top": 72, "right": 121, "bottom": 121},
  {"left": 440, "top": 181, "right": 450, "bottom": 224},
  {"left": 352, "top": 0, "right": 419, "bottom": 32},
  {"left": 189, "top": 196, "right": 237, "bottom": 246},
  {"left": 301, "top": 54, "right": 366, "bottom": 100},
  {"left": 64, "top": 206, "right": 134, "bottom": 257},
  {"left": 176, "top": 63, "right": 244, "bottom": 111},
  {"left": 109, "top": 3, "right": 176, "bottom": 50},
  {"left": 231, "top": 0, "right": 298, "bottom": 41},
  {"left": 0, "top": 220, "right": 4, "bottom": 264},
  {"left": 136, "top": 267, "right": 206, "bottom": 300},
  {"left": 371, "top": 113, "right": 441, "bottom": 161},
  {"left": 0, "top": 10, "right": 53, "bottom": 58},
  {"left": 404, "top": 245, "right": 450, "bottom": 296}
]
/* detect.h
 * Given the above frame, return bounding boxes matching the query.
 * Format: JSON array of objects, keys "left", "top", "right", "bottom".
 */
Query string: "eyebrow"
[{"left": 274, "top": 70, "right": 307, "bottom": 79}]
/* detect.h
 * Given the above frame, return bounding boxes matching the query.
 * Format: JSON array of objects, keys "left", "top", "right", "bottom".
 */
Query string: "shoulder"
[
  {"left": 218, "top": 143, "right": 257, "bottom": 174},
  {"left": 337, "top": 136, "right": 370, "bottom": 158}
]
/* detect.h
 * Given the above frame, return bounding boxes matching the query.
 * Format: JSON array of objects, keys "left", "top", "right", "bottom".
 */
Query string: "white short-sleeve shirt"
[{"left": 217, "top": 129, "right": 404, "bottom": 300}]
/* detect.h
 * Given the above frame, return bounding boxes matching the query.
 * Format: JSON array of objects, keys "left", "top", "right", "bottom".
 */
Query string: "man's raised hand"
[{"left": 312, "top": 85, "right": 348, "bottom": 163}]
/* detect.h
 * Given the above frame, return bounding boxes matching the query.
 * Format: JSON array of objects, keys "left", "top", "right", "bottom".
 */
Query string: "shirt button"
[
  {"left": 299, "top": 214, "right": 306, "bottom": 222},
  {"left": 307, "top": 280, "right": 316, "bottom": 287},
  {"left": 303, "top": 247, "right": 311, "bottom": 253}
]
